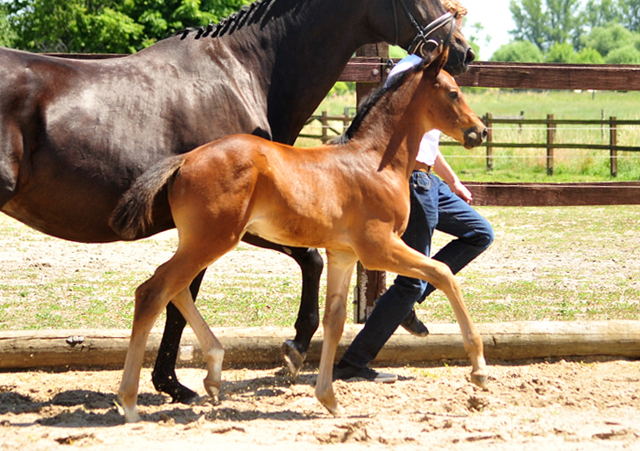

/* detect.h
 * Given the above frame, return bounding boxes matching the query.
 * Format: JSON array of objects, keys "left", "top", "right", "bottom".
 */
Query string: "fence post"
[
  {"left": 485, "top": 112, "right": 493, "bottom": 170},
  {"left": 610, "top": 116, "right": 618, "bottom": 177},
  {"left": 547, "top": 114, "right": 555, "bottom": 176},
  {"left": 343, "top": 107, "right": 351, "bottom": 133},
  {"left": 354, "top": 43, "right": 388, "bottom": 323},
  {"left": 320, "top": 111, "right": 329, "bottom": 144}
]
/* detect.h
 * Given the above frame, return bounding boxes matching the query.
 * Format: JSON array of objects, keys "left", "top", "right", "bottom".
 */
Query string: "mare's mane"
[
  {"left": 330, "top": 56, "right": 431, "bottom": 145},
  {"left": 175, "top": 0, "right": 279, "bottom": 40}
]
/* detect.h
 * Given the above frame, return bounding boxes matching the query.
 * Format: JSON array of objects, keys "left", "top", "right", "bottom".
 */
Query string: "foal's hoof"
[
  {"left": 281, "top": 340, "right": 306, "bottom": 378},
  {"left": 470, "top": 371, "right": 488, "bottom": 389},
  {"left": 203, "top": 379, "right": 222, "bottom": 403},
  {"left": 321, "top": 401, "right": 344, "bottom": 417}
]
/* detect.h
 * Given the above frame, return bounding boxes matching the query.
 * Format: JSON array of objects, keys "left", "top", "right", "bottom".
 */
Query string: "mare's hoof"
[
  {"left": 153, "top": 378, "right": 199, "bottom": 405},
  {"left": 470, "top": 372, "right": 488, "bottom": 389},
  {"left": 281, "top": 340, "right": 306, "bottom": 378}
]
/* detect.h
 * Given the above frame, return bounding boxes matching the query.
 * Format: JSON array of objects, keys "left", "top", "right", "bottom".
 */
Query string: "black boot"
[{"left": 400, "top": 308, "right": 429, "bottom": 337}]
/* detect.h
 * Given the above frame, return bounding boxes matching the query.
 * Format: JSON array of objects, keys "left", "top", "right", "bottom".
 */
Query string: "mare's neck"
[{"left": 206, "top": 0, "right": 378, "bottom": 144}]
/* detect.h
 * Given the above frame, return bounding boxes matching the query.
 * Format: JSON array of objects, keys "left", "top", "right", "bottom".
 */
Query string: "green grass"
[{"left": 0, "top": 205, "right": 638, "bottom": 331}]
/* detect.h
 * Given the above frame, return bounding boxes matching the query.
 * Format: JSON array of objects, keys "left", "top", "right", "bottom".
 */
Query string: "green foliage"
[
  {"left": 580, "top": 23, "right": 636, "bottom": 57},
  {"left": 604, "top": 43, "right": 640, "bottom": 63},
  {"left": 490, "top": 40, "right": 544, "bottom": 62},
  {"left": 574, "top": 46, "right": 605, "bottom": 63},
  {"left": 585, "top": 0, "right": 640, "bottom": 32},
  {"left": 0, "top": 4, "right": 17, "bottom": 47},
  {"left": 493, "top": 0, "right": 640, "bottom": 63},
  {"left": 5, "top": 0, "right": 250, "bottom": 53},
  {"left": 545, "top": 41, "right": 576, "bottom": 62}
]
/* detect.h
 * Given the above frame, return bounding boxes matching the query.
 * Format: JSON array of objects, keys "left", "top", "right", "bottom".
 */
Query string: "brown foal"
[{"left": 110, "top": 46, "right": 488, "bottom": 422}]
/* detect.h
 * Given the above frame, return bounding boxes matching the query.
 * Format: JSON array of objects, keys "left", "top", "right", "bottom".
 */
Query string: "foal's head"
[{"left": 410, "top": 48, "right": 487, "bottom": 149}]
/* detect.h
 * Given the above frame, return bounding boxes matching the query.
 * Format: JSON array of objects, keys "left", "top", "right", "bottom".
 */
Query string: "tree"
[
  {"left": 510, "top": 0, "right": 582, "bottom": 51},
  {"left": 574, "top": 47, "right": 605, "bottom": 63},
  {"left": 5, "top": 0, "right": 249, "bottom": 53},
  {"left": 490, "top": 40, "right": 545, "bottom": 62},
  {"left": 580, "top": 23, "right": 636, "bottom": 57},
  {"left": 0, "top": 4, "right": 17, "bottom": 47},
  {"left": 545, "top": 41, "right": 576, "bottom": 62},
  {"left": 619, "top": 0, "right": 640, "bottom": 32},
  {"left": 584, "top": 0, "right": 620, "bottom": 29},
  {"left": 509, "top": 0, "right": 548, "bottom": 50}
]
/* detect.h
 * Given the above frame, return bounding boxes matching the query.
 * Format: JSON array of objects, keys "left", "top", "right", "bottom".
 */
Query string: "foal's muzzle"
[{"left": 463, "top": 126, "right": 488, "bottom": 149}]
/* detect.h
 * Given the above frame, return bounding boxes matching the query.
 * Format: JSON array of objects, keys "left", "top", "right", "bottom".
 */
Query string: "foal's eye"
[{"left": 449, "top": 91, "right": 459, "bottom": 100}]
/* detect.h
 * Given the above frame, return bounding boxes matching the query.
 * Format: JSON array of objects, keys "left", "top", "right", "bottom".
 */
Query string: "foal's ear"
[{"left": 427, "top": 45, "right": 450, "bottom": 77}]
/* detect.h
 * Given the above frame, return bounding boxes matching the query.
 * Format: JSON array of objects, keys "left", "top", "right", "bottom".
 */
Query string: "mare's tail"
[{"left": 109, "top": 155, "right": 185, "bottom": 240}]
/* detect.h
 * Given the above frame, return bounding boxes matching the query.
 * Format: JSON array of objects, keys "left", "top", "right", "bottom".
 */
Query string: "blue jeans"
[{"left": 339, "top": 171, "right": 494, "bottom": 369}]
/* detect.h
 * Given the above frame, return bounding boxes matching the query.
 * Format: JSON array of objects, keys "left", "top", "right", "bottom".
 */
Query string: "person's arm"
[{"left": 433, "top": 151, "right": 473, "bottom": 203}]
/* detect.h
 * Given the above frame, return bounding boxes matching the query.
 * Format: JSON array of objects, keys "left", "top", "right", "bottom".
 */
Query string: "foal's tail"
[{"left": 109, "top": 155, "right": 186, "bottom": 240}]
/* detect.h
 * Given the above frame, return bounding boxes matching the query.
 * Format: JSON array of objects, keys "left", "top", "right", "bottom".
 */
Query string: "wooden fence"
[
  {"left": 454, "top": 115, "right": 640, "bottom": 177},
  {"left": 300, "top": 111, "right": 640, "bottom": 178},
  {"left": 298, "top": 108, "right": 355, "bottom": 143}
]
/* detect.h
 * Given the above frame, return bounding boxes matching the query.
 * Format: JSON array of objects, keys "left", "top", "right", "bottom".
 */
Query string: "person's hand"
[{"left": 451, "top": 180, "right": 473, "bottom": 203}]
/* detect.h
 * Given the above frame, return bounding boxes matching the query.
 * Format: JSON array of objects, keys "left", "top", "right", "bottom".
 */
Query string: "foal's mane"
[
  {"left": 330, "top": 57, "right": 430, "bottom": 145},
  {"left": 175, "top": 0, "right": 278, "bottom": 40}
]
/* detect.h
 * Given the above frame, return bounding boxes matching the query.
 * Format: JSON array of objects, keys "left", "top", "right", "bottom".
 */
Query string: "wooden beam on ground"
[
  {"left": 1, "top": 322, "right": 638, "bottom": 371},
  {"left": 466, "top": 182, "right": 640, "bottom": 207}
]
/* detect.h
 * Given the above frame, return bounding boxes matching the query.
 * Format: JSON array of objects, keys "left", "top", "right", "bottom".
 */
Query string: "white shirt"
[{"left": 384, "top": 55, "right": 440, "bottom": 167}]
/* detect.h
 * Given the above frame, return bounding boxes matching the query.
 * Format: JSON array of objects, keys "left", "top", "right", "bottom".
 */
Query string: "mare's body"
[
  {"left": 110, "top": 47, "right": 488, "bottom": 422},
  {"left": 0, "top": 0, "right": 474, "bottom": 402}
]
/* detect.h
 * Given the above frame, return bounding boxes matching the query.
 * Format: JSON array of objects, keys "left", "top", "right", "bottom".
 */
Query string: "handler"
[{"left": 334, "top": 0, "right": 494, "bottom": 382}]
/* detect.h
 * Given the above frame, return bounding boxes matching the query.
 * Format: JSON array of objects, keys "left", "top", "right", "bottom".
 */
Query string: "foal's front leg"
[
  {"left": 364, "top": 237, "right": 487, "bottom": 388},
  {"left": 315, "top": 251, "right": 357, "bottom": 415}
]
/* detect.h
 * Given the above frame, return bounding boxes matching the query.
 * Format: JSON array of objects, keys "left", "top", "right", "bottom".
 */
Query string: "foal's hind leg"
[
  {"left": 119, "top": 252, "right": 223, "bottom": 422},
  {"left": 119, "top": 270, "right": 179, "bottom": 423},
  {"left": 152, "top": 270, "right": 206, "bottom": 404},
  {"left": 171, "top": 288, "right": 224, "bottom": 402}
]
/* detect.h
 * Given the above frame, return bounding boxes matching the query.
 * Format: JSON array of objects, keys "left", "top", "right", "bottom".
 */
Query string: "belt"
[{"left": 416, "top": 166, "right": 432, "bottom": 174}]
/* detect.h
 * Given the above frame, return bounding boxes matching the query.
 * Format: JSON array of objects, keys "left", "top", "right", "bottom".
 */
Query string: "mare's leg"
[
  {"left": 315, "top": 251, "right": 357, "bottom": 415},
  {"left": 152, "top": 270, "right": 206, "bottom": 403},
  {"left": 360, "top": 236, "right": 487, "bottom": 388},
  {"left": 242, "top": 233, "right": 323, "bottom": 377},
  {"left": 171, "top": 289, "right": 224, "bottom": 402}
]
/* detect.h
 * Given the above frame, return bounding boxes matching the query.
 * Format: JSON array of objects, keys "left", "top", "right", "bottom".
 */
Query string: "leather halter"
[{"left": 393, "top": 0, "right": 456, "bottom": 56}]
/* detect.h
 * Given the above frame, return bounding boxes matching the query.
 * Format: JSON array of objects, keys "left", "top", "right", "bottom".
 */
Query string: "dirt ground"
[
  {"left": 1, "top": 212, "right": 640, "bottom": 450},
  {"left": 0, "top": 357, "right": 639, "bottom": 451}
]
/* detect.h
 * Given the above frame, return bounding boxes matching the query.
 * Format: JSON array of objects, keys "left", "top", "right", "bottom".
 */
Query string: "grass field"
[
  {"left": 1, "top": 205, "right": 638, "bottom": 331},
  {"left": 298, "top": 88, "right": 640, "bottom": 182}
]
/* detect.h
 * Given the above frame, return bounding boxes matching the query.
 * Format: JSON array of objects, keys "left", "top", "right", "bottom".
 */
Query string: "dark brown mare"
[
  {"left": 109, "top": 44, "right": 488, "bottom": 422},
  {"left": 0, "top": 0, "right": 474, "bottom": 403}
]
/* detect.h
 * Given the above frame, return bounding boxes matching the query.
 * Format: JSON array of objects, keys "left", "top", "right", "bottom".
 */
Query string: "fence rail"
[{"left": 301, "top": 111, "right": 640, "bottom": 178}]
